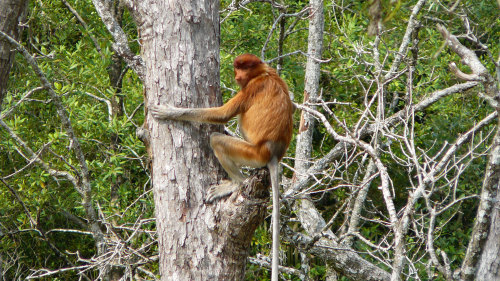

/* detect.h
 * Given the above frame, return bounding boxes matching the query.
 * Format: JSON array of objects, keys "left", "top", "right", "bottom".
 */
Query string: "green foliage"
[
  {"left": 0, "top": 0, "right": 149, "bottom": 279},
  {"left": 1, "top": 0, "right": 499, "bottom": 279}
]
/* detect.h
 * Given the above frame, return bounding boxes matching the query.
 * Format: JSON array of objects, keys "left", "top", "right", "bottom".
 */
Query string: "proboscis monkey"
[{"left": 151, "top": 54, "right": 293, "bottom": 281}]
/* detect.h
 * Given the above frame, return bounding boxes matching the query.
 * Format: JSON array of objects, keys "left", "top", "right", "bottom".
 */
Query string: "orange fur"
[
  {"left": 212, "top": 54, "right": 294, "bottom": 168},
  {"left": 151, "top": 53, "right": 294, "bottom": 184}
]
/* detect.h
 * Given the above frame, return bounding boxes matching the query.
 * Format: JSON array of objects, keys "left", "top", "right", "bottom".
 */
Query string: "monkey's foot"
[{"left": 206, "top": 180, "right": 239, "bottom": 203}]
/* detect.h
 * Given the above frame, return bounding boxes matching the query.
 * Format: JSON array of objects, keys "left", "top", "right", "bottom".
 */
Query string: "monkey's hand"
[
  {"left": 150, "top": 104, "right": 184, "bottom": 120},
  {"left": 206, "top": 180, "right": 239, "bottom": 203}
]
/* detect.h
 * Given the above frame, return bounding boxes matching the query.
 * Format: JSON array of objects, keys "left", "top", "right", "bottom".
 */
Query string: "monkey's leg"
[{"left": 206, "top": 133, "right": 270, "bottom": 203}]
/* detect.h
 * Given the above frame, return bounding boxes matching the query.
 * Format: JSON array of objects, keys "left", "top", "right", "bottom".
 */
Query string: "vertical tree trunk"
[
  {"left": 293, "top": 0, "right": 324, "bottom": 177},
  {"left": 291, "top": 0, "right": 325, "bottom": 253},
  {"left": 129, "top": 1, "right": 269, "bottom": 279},
  {"left": 0, "top": 0, "right": 28, "bottom": 108},
  {"left": 476, "top": 184, "right": 500, "bottom": 280},
  {"left": 466, "top": 120, "right": 500, "bottom": 280},
  {"left": 291, "top": 0, "right": 325, "bottom": 238},
  {"left": 289, "top": 0, "right": 333, "bottom": 278},
  {"left": 138, "top": 1, "right": 223, "bottom": 279}
]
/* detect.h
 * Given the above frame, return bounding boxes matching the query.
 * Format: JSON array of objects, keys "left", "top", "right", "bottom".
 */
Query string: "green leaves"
[{"left": 1, "top": 0, "right": 498, "bottom": 280}]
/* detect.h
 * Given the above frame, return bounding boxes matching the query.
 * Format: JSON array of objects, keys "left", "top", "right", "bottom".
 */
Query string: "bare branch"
[
  {"left": 91, "top": 0, "right": 145, "bottom": 80},
  {"left": 437, "top": 24, "right": 498, "bottom": 97},
  {"left": 296, "top": 103, "right": 397, "bottom": 224},
  {"left": 384, "top": 0, "right": 427, "bottom": 82},
  {"left": 83, "top": 91, "right": 113, "bottom": 123},
  {"left": 248, "top": 255, "right": 306, "bottom": 279},
  {"left": 61, "top": 0, "right": 104, "bottom": 59},
  {"left": 0, "top": 178, "right": 36, "bottom": 228},
  {"left": 284, "top": 227, "right": 391, "bottom": 281},
  {"left": 448, "top": 62, "right": 482, "bottom": 81},
  {"left": 0, "top": 119, "right": 80, "bottom": 189},
  {"left": 0, "top": 86, "right": 45, "bottom": 119}
]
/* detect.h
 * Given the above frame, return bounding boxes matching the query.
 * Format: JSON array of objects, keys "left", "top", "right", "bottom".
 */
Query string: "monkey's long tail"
[{"left": 269, "top": 157, "right": 280, "bottom": 281}]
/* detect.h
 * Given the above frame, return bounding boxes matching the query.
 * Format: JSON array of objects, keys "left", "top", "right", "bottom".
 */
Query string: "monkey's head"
[{"left": 233, "top": 54, "right": 265, "bottom": 88}]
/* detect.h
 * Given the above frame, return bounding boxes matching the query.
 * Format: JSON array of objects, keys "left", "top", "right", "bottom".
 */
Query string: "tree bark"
[
  {"left": 123, "top": 0, "right": 270, "bottom": 279},
  {"left": 293, "top": 0, "right": 324, "bottom": 178},
  {"left": 476, "top": 181, "right": 500, "bottom": 280},
  {"left": 0, "top": 0, "right": 28, "bottom": 109},
  {"left": 140, "top": 2, "right": 223, "bottom": 279},
  {"left": 291, "top": 0, "right": 324, "bottom": 241},
  {"left": 464, "top": 121, "right": 500, "bottom": 280}
]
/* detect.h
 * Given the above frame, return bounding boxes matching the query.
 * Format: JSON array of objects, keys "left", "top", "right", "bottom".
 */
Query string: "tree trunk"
[
  {"left": 292, "top": 0, "right": 324, "bottom": 237},
  {"left": 476, "top": 185, "right": 500, "bottom": 280},
  {"left": 0, "top": 0, "right": 27, "bottom": 108},
  {"left": 139, "top": 1, "right": 221, "bottom": 278},
  {"left": 293, "top": 0, "right": 324, "bottom": 178},
  {"left": 467, "top": 120, "right": 500, "bottom": 280},
  {"left": 291, "top": 0, "right": 324, "bottom": 241},
  {"left": 290, "top": 0, "right": 334, "bottom": 278},
  {"left": 128, "top": 0, "right": 269, "bottom": 279}
]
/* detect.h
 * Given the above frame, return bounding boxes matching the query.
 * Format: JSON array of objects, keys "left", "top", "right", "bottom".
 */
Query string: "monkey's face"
[{"left": 234, "top": 68, "right": 250, "bottom": 88}]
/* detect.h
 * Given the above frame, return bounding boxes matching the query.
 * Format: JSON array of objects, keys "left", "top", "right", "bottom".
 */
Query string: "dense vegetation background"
[{"left": 0, "top": 0, "right": 499, "bottom": 280}]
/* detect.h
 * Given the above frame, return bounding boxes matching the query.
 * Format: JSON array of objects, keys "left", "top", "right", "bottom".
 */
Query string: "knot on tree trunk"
[{"left": 238, "top": 168, "right": 272, "bottom": 201}]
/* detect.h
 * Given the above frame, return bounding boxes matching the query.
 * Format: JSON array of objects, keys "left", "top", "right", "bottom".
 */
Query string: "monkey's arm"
[
  {"left": 150, "top": 104, "right": 221, "bottom": 123},
  {"left": 151, "top": 94, "right": 244, "bottom": 124}
]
